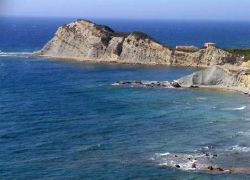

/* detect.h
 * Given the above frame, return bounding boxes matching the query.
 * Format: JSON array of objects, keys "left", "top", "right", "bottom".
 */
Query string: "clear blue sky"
[{"left": 1, "top": 0, "right": 250, "bottom": 21}]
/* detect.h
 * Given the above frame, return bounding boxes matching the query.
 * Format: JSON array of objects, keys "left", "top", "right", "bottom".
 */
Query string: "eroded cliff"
[
  {"left": 177, "top": 66, "right": 244, "bottom": 87},
  {"left": 34, "top": 19, "right": 238, "bottom": 67}
]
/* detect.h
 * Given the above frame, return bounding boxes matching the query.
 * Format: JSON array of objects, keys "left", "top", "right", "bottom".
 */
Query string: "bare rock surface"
[
  {"left": 34, "top": 19, "right": 237, "bottom": 67},
  {"left": 177, "top": 65, "right": 244, "bottom": 88},
  {"left": 112, "top": 80, "right": 181, "bottom": 88},
  {"left": 34, "top": 19, "right": 250, "bottom": 91},
  {"left": 152, "top": 152, "right": 250, "bottom": 174},
  {"left": 113, "top": 66, "right": 250, "bottom": 93}
]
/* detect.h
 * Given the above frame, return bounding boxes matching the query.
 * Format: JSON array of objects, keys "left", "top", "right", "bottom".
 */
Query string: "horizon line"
[{"left": 2, "top": 14, "right": 250, "bottom": 23}]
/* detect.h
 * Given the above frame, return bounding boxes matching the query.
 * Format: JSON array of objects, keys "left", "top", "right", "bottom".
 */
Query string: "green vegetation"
[
  {"left": 113, "top": 32, "right": 130, "bottom": 38},
  {"left": 225, "top": 48, "right": 250, "bottom": 61},
  {"left": 130, "top": 32, "right": 152, "bottom": 40},
  {"left": 175, "top": 48, "right": 199, "bottom": 53}
]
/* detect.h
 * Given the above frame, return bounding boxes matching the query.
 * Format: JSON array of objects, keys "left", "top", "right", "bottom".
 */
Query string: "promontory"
[
  {"left": 34, "top": 19, "right": 237, "bottom": 67},
  {"left": 34, "top": 19, "right": 250, "bottom": 92}
]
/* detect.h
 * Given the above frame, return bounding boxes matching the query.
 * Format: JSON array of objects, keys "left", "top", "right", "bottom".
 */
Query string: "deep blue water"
[
  {"left": 1, "top": 17, "right": 250, "bottom": 179},
  {"left": 1, "top": 17, "right": 250, "bottom": 52}
]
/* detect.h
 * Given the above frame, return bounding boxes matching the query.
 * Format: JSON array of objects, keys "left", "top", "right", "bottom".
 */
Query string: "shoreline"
[
  {"left": 181, "top": 84, "right": 250, "bottom": 95},
  {"left": 33, "top": 54, "right": 210, "bottom": 68},
  {"left": 112, "top": 80, "right": 250, "bottom": 95},
  {"left": 34, "top": 54, "right": 250, "bottom": 95}
]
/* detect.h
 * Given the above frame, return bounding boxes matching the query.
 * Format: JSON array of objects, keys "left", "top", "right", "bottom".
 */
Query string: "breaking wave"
[
  {"left": 151, "top": 152, "right": 213, "bottom": 171},
  {"left": 0, "top": 51, "right": 32, "bottom": 57},
  {"left": 196, "top": 97, "right": 207, "bottom": 101},
  {"left": 221, "top": 106, "right": 247, "bottom": 111},
  {"left": 227, "top": 145, "right": 250, "bottom": 153}
]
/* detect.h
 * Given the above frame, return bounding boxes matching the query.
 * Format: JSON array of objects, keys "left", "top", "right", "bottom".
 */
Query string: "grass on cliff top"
[
  {"left": 174, "top": 48, "right": 199, "bottom": 53},
  {"left": 225, "top": 48, "right": 250, "bottom": 61}
]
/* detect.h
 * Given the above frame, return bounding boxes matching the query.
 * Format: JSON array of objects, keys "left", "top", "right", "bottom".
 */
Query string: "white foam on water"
[
  {"left": 236, "top": 131, "right": 250, "bottom": 137},
  {"left": 0, "top": 51, "right": 32, "bottom": 57},
  {"left": 221, "top": 105, "right": 247, "bottom": 111},
  {"left": 243, "top": 118, "right": 250, "bottom": 121},
  {"left": 151, "top": 152, "right": 212, "bottom": 171},
  {"left": 196, "top": 97, "right": 207, "bottom": 101},
  {"left": 156, "top": 152, "right": 170, "bottom": 156},
  {"left": 111, "top": 83, "right": 120, "bottom": 86},
  {"left": 227, "top": 145, "right": 250, "bottom": 153}
]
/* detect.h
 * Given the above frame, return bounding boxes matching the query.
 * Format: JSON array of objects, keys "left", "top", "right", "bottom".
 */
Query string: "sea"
[{"left": 1, "top": 17, "right": 250, "bottom": 179}]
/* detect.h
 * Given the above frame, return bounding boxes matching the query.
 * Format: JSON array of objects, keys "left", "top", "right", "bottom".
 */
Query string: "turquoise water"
[{"left": 1, "top": 17, "right": 250, "bottom": 179}]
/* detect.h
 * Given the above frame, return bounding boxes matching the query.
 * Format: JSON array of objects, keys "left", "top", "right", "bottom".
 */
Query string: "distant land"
[{"left": 34, "top": 19, "right": 250, "bottom": 94}]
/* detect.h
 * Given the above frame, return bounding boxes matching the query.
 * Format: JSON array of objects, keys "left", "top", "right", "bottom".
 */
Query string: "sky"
[{"left": 1, "top": 0, "right": 250, "bottom": 21}]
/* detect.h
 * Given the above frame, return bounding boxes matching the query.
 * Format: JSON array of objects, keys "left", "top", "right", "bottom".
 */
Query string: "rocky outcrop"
[
  {"left": 171, "top": 47, "right": 236, "bottom": 67},
  {"left": 34, "top": 19, "right": 238, "bottom": 67},
  {"left": 35, "top": 19, "right": 250, "bottom": 90},
  {"left": 177, "top": 66, "right": 244, "bottom": 87},
  {"left": 34, "top": 19, "right": 172, "bottom": 65},
  {"left": 152, "top": 151, "right": 250, "bottom": 174},
  {"left": 113, "top": 65, "right": 250, "bottom": 93},
  {"left": 112, "top": 80, "right": 181, "bottom": 88}
]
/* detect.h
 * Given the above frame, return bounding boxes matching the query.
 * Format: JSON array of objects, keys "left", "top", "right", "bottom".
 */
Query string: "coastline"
[
  {"left": 33, "top": 54, "right": 210, "bottom": 68},
  {"left": 182, "top": 85, "right": 250, "bottom": 94},
  {"left": 34, "top": 54, "right": 250, "bottom": 95},
  {"left": 2, "top": 15, "right": 250, "bottom": 179}
]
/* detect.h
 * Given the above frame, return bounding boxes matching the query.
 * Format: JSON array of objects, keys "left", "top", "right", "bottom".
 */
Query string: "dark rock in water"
[
  {"left": 170, "top": 82, "right": 181, "bottom": 88},
  {"left": 113, "top": 80, "right": 180, "bottom": 88},
  {"left": 175, "top": 165, "right": 181, "bottom": 168},
  {"left": 208, "top": 166, "right": 214, "bottom": 171},
  {"left": 216, "top": 167, "right": 224, "bottom": 172},
  {"left": 192, "top": 163, "right": 197, "bottom": 169},
  {"left": 118, "top": 81, "right": 127, "bottom": 85},
  {"left": 134, "top": 80, "right": 142, "bottom": 84},
  {"left": 153, "top": 151, "right": 250, "bottom": 174},
  {"left": 190, "top": 85, "right": 199, "bottom": 88}
]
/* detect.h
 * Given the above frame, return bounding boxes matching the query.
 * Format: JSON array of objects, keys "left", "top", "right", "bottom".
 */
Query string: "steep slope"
[
  {"left": 172, "top": 47, "right": 236, "bottom": 67},
  {"left": 176, "top": 65, "right": 250, "bottom": 92},
  {"left": 34, "top": 19, "right": 238, "bottom": 67}
]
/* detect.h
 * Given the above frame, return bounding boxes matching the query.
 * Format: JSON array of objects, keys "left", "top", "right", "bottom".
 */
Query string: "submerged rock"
[
  {"left": 170, "top": 82, "right": 182, "bottom": 88},
  {"left": 152, "top": 151, "right": 250, "bottom": 174},
  {"left": 152, "top": 152, "right": 236, "bottom": 174},
  {"left": 113, "top": 65, "right": 250, "bottom": 93},
  {"left": 113, "top": 80, "right": 181, "bottom": 88}
]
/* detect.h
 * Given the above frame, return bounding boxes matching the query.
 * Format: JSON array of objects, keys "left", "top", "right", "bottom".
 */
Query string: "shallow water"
[{"left": 1, "top": 17, "right": 250, "bottom": 179}]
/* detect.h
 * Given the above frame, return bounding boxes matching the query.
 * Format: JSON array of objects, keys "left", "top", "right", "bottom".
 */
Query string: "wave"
[
  {"left": 227, "top": 145, "right": 250, "bottom": 153},
  {"left": 151, "top": 152, "right": 213, "bottom": 171},
  {"left": 0, "top": 51, "right": 32, "bottom": 57},
  {"left": 196, "top": 97, "right": 207, "bottom": 101},
  {"left": 236, "top": 131, "right": 250, "bottom": 137},
  {"left": 221, "top": 105, "right": 247, "bottom": 111}
]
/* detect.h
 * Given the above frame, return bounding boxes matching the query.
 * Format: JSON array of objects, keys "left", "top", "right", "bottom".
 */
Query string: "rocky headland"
[
  {"left": 34, "top": 19, "right": 237, "bottom": 67},
  {"left": 34, "top": 19, "right": 250, "bottom": 174},
  {"left": 113, "top": 65, "right": 250, "bottom": 94},
  {"left": 34, "top": 19, "right": 250, "bottom": 93}
]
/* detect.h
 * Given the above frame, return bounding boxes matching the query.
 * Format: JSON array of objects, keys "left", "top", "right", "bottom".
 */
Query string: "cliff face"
[
  {"left": 177, "top": 66, "right": 244, "bottom": 87},
  {"left": 34, "top": 19, "right": 237, "bottom": 67},
  {"left": 34, "top": 20, "right": 172, "bottom": 65},
  {"left": 172, "top": 47, "right": 236, "bottom": 67}
]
